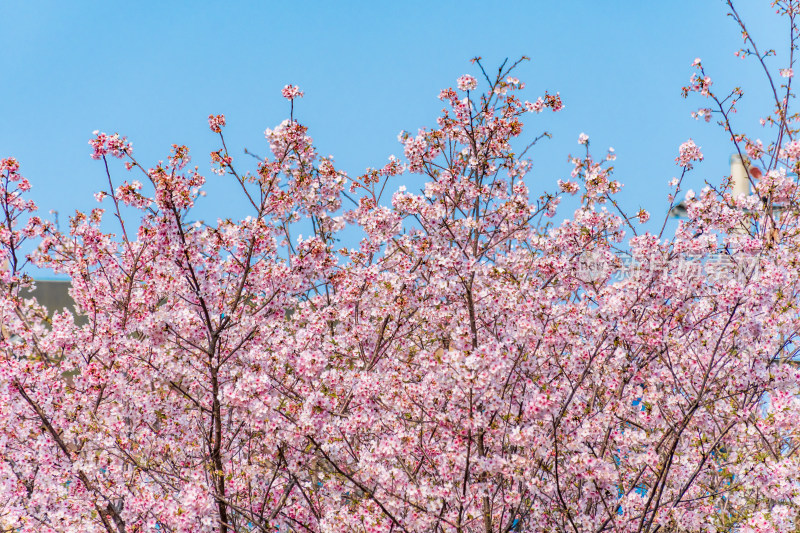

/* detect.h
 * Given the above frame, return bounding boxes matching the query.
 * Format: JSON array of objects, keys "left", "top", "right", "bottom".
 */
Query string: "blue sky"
[{"left": 0, "top": 1, "right": 784, "bottom": 273}]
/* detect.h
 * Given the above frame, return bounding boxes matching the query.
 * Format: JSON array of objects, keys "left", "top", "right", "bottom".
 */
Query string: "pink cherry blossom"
[
  {"left": 208, "top": 113, "right": 226, "bottom": 133},
  {"left": 457, "top": 74, "right": 478, "bottom": 91},
  {"left": 281, "top": 84, "right": 304, "bottom": 99},
  {"left": 524, "top": 97, "right": 545, "bottom": 113},
  {"left": 691, "top": 107, "right": 713, "bottom": 121},
  {"left": 675, "top": 138, "right": 704, "bottom": 169},
  {"left": 89, "top": 130, "right": 132, "bottom": 160}
]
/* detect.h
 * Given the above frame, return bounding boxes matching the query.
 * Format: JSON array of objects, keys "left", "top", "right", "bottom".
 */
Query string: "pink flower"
[
  {"left": 0, "top": 157, "right": 19, "bottom": 174},
  {"left": 578, "top": 133, "right": 589, "bottom": 145},
  {"left": 208, "top": 114, "right": 226, "bottom": 133},
  {"left": 557, "top": 179, "right": 579, "bottom": 194},
  {"left": 457, "top": 74, "right": 478, "bottom": 91},
  {"left": 281, "top": 84, "right": 304, "bottom": 100},
  {"left": 89, "top": 130, "right": 132, "bottom": 160},
  {"left": 683, "top": 73, "right": 713, "bottom": 97},
  {"left": 780, "top": 68, "right": 794, "bottom": 78},
  {"left": 781, "top": 139, "right": 800, "bottom": 161},
  {"left": 691, "top": 108, "right": 713, "bottom": 122},
  {"left": 675, "top": 139, "right": 703, "bottom": 169},
  {"left": 700, "top": 75, "right": 712, "bottom": 96},
  {"left": 544, "top": 91, "right": 564, "bottom": 111},
  {"left": 746, "top": 138, "right": 765, "bottom": 160},
  {"left": 525, "top": 97, "right": 545, "bottom": 113}
]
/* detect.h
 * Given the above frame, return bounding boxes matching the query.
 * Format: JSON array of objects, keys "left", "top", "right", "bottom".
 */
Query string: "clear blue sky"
[{"left": 0, "top": 1, "right": 783, "bottom": 269}]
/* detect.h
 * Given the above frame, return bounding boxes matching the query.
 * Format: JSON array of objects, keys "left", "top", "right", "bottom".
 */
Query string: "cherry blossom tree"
[{"left": 2, "top": 2, "right": 800, "bottom": 532}]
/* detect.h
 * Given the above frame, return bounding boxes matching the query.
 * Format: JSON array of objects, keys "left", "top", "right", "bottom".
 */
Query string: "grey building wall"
[{"left": 22, "top": 280, "right": 77, "bottom": 317}]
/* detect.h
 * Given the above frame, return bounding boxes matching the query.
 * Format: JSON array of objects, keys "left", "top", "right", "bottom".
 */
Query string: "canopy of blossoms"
[{"left": 2, "top": 2, "right": 800, "bottom": 532}]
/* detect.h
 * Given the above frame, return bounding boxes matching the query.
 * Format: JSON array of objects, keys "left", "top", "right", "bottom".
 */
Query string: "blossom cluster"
[
  {"left": 675, "top": 138, "right": 704, "bottom": 169},
  {"left": 88, "top": 130, "right": 132, "bottom": 160},
  {"left": 281, "top": 84, "right": 304, "bottom": 100},
  {"left": 207, "top": 113, "right": 226, "bottom": 133},
  {"left": 457, "top": 74, "right": 478, "bottom": 91}
]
